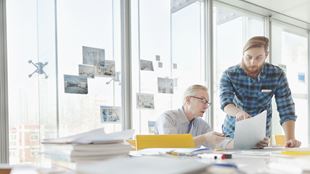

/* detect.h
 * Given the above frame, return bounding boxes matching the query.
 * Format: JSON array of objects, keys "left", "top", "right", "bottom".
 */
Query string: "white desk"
[
  {"left": 199, "top": 148, "right": 310, "bottom": 174},
  {"left": 2, "top": 148, "right": 310, "bottom": 174},
  {"left": 74, "top": 147, "right": 310, "bottom": 174}
]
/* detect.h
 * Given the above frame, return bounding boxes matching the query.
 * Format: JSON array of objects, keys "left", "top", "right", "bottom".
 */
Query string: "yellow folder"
[
  {"left": 281, "top": 150, "right": 310, "bottom": 156},
  {"left": 135, "top": 134, "right": 196, "bottom": 150}
]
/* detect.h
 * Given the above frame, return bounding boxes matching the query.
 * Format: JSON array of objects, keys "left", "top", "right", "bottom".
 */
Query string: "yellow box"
[
  {"left": 275, "top": 135, "right": 285, "bottom": 146},
  {"left": 0, "top": 168, "right": 11, "bottom": 174},
  {"left": 135, "top": 134, "right": 196, "bottom": 150}
]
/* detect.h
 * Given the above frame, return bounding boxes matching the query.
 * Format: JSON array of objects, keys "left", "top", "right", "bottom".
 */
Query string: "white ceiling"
[{"left": 243, "top": 0, "right": 310, "bottom": 24}]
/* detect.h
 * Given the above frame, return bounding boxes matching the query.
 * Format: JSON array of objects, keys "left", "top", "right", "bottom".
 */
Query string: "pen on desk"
[
  {"left": 212, "top": 162, "right": 238, "bottom": 168},
  {"left": 166, "top": 151, "right": 186, "bottom": 156},
  {"left": 198, "top": 153, "right": 232, "bottom": 160},
  {"left": 190, "top": 147, "right": 211, "bottom": 155}
]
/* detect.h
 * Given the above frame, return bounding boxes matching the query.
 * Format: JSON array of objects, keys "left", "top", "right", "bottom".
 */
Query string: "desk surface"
[{"left": 2, "top": 147, "right": 310, "bottom": 174}]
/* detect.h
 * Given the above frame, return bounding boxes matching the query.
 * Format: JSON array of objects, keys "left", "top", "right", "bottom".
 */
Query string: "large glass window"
[
  {"left": 212, "top": 3, "right": 266, "bottom": 132},
  {"left": 6, "top": 0, "right": 57, "bottom": 164},
  {"left": 271, "top": 21, "right": 309, "bottom": 145},
  {"left": 131, "top": 0, "right": 206, "bottom": 134},
  {"left": 57, "top": 0, "right": 122, "bottom": 136},
  {"left": 6, "top": 0, "right": 122, "bottom": 164}
]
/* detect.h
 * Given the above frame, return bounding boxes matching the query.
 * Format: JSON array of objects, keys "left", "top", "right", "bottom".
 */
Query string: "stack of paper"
[
  {"left": 42, "top": 128, "right": 134, "bottom": 165},
  {"left": 42, "top": 128, "right": 133, "bottom": 144},
  {"left": 44, "top": 142, "right": 133, "bottom": 162}
]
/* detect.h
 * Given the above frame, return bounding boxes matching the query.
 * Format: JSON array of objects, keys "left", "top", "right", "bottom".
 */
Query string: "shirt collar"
[
  {"left": 258, "top": 63, "right": 266, "bottom": 80},
  {"left": 238, "top": 63, "right": 266, "bottom": 81},
  {"left": 179, "top": 107, "right": 191, "bottom": 124}
]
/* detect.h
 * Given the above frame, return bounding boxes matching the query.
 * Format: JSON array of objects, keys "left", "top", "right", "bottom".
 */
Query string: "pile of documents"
[{"left": 41, "top": 128, "right": 134, "bottom": 164}]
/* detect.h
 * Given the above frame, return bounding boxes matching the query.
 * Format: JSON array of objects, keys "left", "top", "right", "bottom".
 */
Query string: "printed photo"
[
  {"left": 96, "top": 60, "right": 115, "bottom": 77},
  {"left": 155, "top": 55, "right": 160, "bottom": 61},
  {"left": 158, "top": 77, "right": 174, "bottom": 94},
  {"left": 79, "top": 64, "right": 95, "bottom": 78},
  {"left": 100, "top": 106, "right": 121, "bottom": 123},
  {"left": 82, "top": 46, "right": 105, "bottom": 66},
  {"left": 173, "top": 63, "right": 177, "bottom": 69},
  {"left": 64, "top": 75, "right": 88, "bottom": 94},
  {"left": 140, "top": 59, "right": 154, "bottom": 71},
  {"left": 136, "top": 93, "right": 154, "bottom": 109},
  {"left": 148, "top": 121, "right": 156, "bottom": 134}
]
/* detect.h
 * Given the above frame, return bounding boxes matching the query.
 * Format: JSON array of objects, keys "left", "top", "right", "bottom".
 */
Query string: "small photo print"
[
  {"left": 140, "top": 59, "right": 154, "bottom": 71},
  {"left": 96, "top": 60, "right": 115, "bottom": 77},
  {"left": 158, "top": 77, "right": 174, "bottom": 94},
  {"left": 155, "top": 55, "right": 160, "bottom": 61},
  {"left": 173, "top": 63, "right": 177, "bottom": 69},
  {"left": 148, "top": 120, "right": 156, "bottom": 134},
  {"left": 82, "top": 46, "right": 105, "bottom": 66},
  {"left": 64, "top": 75, "right": 88, "bottom": 94},
  {"left": 100, "top": 106, "right": 121, "bottom": 123},
  {"left": 137, "top": 93, "right": 154, "bottom": 109},
  {"left": 79, "top": 64, "right": 95, "bottom": 78},
  {"left": 158, "top": 62, "right": 163, "bottom": 68}
]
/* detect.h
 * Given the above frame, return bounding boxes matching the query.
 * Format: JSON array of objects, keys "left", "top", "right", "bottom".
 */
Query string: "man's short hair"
[
  {"left": 183, "top": 84, "right": 208, "bottom": 104},
  {"left": 243, "top": 36, "right": 269, "bottom": 53}
]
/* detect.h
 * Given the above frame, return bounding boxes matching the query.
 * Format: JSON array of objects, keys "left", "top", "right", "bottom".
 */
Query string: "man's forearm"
[
  {"left": 223, "top": 104, "right": 240, "bottom": 117},
  {"left": 282, "top": 120, "right": 296, "bottom": 140},
  {"left": 193, "top": 134, "right": 207, "bottom": 147}
]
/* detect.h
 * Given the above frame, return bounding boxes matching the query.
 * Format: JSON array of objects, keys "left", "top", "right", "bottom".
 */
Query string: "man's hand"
[
  {"left": 235, "top": 110, "right": 251, "bottom": 121},
  {"left": 193, "top": 131, "right": 224, "bottom": 147},
  {"left": 285, "top": 138, "right": 301, "bottom": 148},
  {"left": 204, "top": 131, "right": 225, "bottom": 147},
  {"left": 255, "top": 137, "right": 269, "bottom": 149}
]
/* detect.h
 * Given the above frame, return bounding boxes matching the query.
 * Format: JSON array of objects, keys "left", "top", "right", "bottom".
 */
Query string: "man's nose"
[
  {"left": 250, "top": 59, "right": 256, "bottom": 65},
  {"left": 204, "top": 104, "right": 209, "bottom": 109}
]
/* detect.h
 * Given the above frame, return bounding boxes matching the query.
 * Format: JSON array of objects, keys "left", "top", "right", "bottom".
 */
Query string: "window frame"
[{"left": 0, "top": 0, "right": 9, "bottom": 163}]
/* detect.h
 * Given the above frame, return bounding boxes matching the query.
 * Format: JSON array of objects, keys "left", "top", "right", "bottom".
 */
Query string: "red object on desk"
[{"left": 221, "top": 154, "right": 232, "bottom": 160}]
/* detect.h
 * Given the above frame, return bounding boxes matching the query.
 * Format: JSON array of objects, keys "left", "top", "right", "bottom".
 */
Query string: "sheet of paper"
[
  {"left": 234, "top": 110, "right": 267, "bottom": 149},
  {"left": 42, "top": 127, "right": 106, "bottom": 144},
  {"left": 129, "top": 147, "right": 211, "bottom": 157},
  {"left": 42, "top": 128, "right": 134, "bottom": 144}
]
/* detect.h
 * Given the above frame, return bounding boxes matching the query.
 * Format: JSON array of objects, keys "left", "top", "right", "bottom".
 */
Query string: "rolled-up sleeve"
[
  {"left": 155, "top": 113, "right": 177, "bottom": 134},
  {"left": 274, "top": 71, "right": 297, "bottom": 125},
  {"left": 219, "top": 71, "right": 235, "bottom": 111}
]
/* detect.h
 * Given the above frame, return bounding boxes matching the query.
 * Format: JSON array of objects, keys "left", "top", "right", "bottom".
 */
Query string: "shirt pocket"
[{"left": 257, "top": 89, "right": 273, "bottom": 105}]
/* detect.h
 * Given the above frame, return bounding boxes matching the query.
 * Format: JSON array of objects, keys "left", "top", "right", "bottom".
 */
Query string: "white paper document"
[
  {"left": 234, "top": 110, "right": 267, "bottom": 149},
  {"left": 42, "top": 128, "right": 134, "bottom": 144}
]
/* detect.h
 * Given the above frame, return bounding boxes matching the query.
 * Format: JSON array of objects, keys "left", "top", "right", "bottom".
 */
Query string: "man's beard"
[{"left": 241, "top": 61, "right": 261, "bottom": 77}]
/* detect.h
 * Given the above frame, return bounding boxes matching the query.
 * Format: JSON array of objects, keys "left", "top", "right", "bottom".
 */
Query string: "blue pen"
[
  {"left": 190, "top": 147, "right": 211, "bottom": 155},
  {"left": 212, "top": 163, "right": 238, "bottom": 169}
]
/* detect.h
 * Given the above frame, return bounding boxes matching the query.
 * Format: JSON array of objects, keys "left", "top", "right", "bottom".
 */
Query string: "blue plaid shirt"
[{"left": 220, "top": 63, "right": 296, "bottom": 138}]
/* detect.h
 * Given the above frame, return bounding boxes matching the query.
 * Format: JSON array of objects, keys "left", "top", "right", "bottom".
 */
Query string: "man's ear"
[
  {"left": 186, "top": 96, "right": 191, "bottom": 104},
  {"left": 265, "top": 51, "right": 269, "bottom": 58}
]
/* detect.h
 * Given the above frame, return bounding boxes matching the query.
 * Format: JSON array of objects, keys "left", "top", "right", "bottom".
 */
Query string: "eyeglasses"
[{"left": 190, "top": 96, "right": 211, "bottom": 105}]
